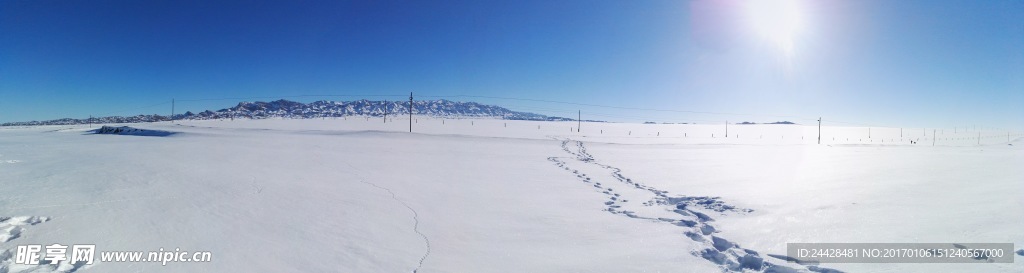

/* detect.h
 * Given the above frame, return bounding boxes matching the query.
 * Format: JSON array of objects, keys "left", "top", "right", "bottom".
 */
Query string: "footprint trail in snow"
[
  {"left": 548, "top": 139, "right": 842, "bottom": 273},
  {"left": 1, "top": 216, "right": 93, "bottom": 273}
]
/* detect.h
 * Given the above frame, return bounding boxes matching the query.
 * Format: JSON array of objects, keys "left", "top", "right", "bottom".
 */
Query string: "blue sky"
[{"left": 1, "top": 0, "right": 1021, "bottom": 129}]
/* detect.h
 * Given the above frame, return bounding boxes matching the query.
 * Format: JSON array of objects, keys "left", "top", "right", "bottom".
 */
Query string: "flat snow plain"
[{"left": 1, "top": 117, "right": 1021, "bottom": 272}]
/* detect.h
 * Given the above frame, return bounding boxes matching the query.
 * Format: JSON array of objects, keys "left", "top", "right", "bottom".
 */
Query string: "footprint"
[
  {"left": 700, "top": 224, "right": 717, "bottom": 235},
  {"left": 711, "top": 236, "right": 735, "bottom": 251},
  {"left": 0, "top": 226, "right": 24, "bottom": 242},
  {"left": 0, "top": 216, "right": 50, "bottom": 243}
]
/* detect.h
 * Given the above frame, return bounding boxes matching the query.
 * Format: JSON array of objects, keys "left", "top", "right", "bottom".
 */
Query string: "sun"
[{"left": 744, "top": 0, "right": 805, "bottom": 58}]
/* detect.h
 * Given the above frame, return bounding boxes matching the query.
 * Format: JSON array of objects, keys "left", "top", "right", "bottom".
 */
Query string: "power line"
[{"left": 171, "top": 93, "right": 921, "bottom": 129}]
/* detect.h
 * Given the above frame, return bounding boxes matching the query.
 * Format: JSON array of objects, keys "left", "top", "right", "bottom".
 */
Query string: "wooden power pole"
[
  {"left": 577, "top": 110, "right": 581, "bottom": 132},
  {"left": 383, "top": 100, "right": 387, "bottom": 123},
  {"left": 817, "top": 117, "right": 821, "bottom": 144},
  {"left": 408, "top": 92, "right": 413, "bottom": 132}
]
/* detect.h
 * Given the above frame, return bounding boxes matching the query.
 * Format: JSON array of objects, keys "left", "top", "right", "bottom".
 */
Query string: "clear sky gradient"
[{"left": 1, "top": 0, "right": 1021, "bottom": 129}]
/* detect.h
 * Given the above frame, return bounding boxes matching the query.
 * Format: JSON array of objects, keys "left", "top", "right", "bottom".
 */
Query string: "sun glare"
[{"left": 745, "top": 0, "right": 804, "bottom": 58}]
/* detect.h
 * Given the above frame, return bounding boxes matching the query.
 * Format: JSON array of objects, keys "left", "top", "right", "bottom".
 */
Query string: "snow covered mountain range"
[{"left": 0, "top": 99, "right": 573, "bottom": 126}]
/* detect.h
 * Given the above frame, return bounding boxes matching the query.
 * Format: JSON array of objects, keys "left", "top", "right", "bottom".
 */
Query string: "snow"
[{"left": 1, "top": 117, "right": 1021, "bottom": 272}]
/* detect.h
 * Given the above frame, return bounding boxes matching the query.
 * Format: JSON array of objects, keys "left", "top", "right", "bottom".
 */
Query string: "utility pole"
[
  {"left": 725, "top": 121, "right": 728, "bottom": 137},
  {"left": 408, "top": 92, "right": 413, "bottom": 133},
  {"left": 171, "top": 99, "right": 175, "bottom": 124},
  {"left": 577, "top": 110, "right": 581, "bottom": 132},
  {"left": 817, "top": 117, "right": 821, "bottom": 144},
  {"left": 868, "top": 127, "right": 871, "bottom": 138},
  {"left": 383, "top": 100, "right": 387, "bottom": 123}
]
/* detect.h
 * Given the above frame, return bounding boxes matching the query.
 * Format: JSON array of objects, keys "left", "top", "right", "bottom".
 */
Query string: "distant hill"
[{"left": 0, "top": 99, "right": 574, "bottom": 126}]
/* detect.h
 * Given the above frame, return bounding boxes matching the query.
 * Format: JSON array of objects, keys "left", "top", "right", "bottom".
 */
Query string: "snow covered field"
[{"left": 1, "top": 117, "right": 1021, "bottom": 272}]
